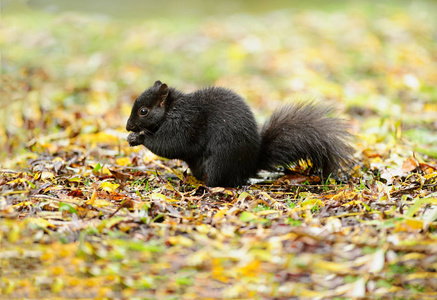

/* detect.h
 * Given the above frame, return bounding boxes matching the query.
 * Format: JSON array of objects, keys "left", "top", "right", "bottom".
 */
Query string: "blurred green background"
[
  {"left": 6, "top": 0, "right": 416, "bottom": 18},
  {"left": 1, "top": 0, "right": 437, "bottom": 165}
]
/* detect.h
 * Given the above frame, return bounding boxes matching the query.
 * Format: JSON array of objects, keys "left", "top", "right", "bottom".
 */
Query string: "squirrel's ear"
[
  {"left": 154, "top": 80, "right": 162, "bottom": 87},
  {"left": 158, "top": 83, "right": 169, "bottom": 107}
]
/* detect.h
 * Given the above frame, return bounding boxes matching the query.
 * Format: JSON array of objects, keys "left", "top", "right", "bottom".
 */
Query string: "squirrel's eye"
[{"left": 138, "top": 107, "right": 149, "bottom": 117}]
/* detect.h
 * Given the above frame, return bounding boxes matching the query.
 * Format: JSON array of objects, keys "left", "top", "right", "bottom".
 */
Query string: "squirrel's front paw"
[{"left": 127, "top": 132, "right": 145, "bottom": 146}]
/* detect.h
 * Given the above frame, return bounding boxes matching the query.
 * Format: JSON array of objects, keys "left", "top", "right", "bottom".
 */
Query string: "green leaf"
[
  {"left": 240, "top": 211, "right": 256, "bottom": 222},
  {"left": 59, "top": 202, "right": 77, "bottom": 214},
  {"left": 93, "top": 163, "right": 102, "bottom": 172}
]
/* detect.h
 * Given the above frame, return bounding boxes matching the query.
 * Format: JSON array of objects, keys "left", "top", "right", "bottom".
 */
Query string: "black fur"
[
  {"left": 126, "top": 81, "right": 353, "bottom": 187},
  {"left": 259, "top": 103, "right": 354, "bottom": 179}
]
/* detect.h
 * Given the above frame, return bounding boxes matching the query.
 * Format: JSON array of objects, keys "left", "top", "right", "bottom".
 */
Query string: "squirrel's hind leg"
[
  {"left": 203, "top": 156, "right": 250, "bottom": 187},
  {"left": 186, "top": 158, "right": 207, "bottom": 183}
]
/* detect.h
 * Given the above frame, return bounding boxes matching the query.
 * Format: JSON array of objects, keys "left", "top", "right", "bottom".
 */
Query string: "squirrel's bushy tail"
[{"left": 258, "top": 102, "right": 354, "bottom": 179}]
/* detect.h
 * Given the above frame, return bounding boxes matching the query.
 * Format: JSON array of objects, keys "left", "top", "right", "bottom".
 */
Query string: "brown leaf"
[
  {"left": 67, "top": 189, "right": 84, "bottom": 197},
  {"left": 109, "top": 168, "right": 133, "bottom": 181},
  {"left": 276, "top": 173, "right": 321, "bottom": 184},
  {"left": 401, "top": 157, "right": 419, "bottom": 173},
  {"left": 120, "top": 199, "right": 135, "bottom": 209}
]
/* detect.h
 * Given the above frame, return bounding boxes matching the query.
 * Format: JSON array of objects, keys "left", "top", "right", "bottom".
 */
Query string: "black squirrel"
[{"left": 126, "top": 80, "right": 354, "bottom": 187}]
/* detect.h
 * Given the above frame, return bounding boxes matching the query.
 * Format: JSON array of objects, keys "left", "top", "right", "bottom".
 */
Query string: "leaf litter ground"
[{"left": 1, "top": 2, "right": 437, "bottom": 299}]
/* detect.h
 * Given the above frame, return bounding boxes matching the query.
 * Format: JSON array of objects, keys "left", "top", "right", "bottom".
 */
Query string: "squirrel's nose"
[{"left": 126, "top": 121, "right": 138, "bottom": 132}]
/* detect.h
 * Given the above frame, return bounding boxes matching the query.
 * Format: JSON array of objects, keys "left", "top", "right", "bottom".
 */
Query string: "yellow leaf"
[
  {"left": 91, "top": 199, "right": 113, "bottom": 208},
  {"left": 212, "top": 258, "right": 228, "bottom": 283},
  {"left": 86, "top": 190, "right": 97, "bottom": 205},
  {"left": 299, "top": 289, "right": 325, "bottom": 298},
  {"left": 100, "top": 182, "right": 120, "bottom": 192},
  {"left": 424, "top": 174, "right": 437, "bottom": 180},
  {"left": 52, "top": 156, "right": 64, "bottom": 163},
  {"left": 51, "top": 266, "right": 64, "bottom": 276},
  {"left": 116, "top": 157, "right": 130, "bottom": 166},
  {"left": 51, "top": 277, "right": 64, "bottom": 294},
  {"left": 399, "top": 252, "right": 426, "bottom": 262},
  {"left": 333, "top": 191, "right": 357, "bottom": 201},
  {"left": 301, "top": 198, "right": 324, "bottom": 209},
  {"left": 238, "top": 260, "right": 261, "bottom": 277},
  {"left": 394, "top": 219, "right": 423, "bottom": 232},
  {"left": 424, "top": 103, "right": 437, "bottom": 112},
  {"left": 407, "top": 272, "right": 437, "bottom": 280},
  {"left": 12, "top": 201, "right": 33, "bottom": 209},
  {"left": 78, "top": 131, "right": 120, "bottom": 146},
  {"left": 150, "top": 193, "right": 167, "bottom": 201},
  {"left": 8, "top": 223, "right": 21, "bottom": 243},
  {"left": 313, "top": 260, "right": 352, "bottom": 273},
  {"left": 101, "top": 167, "right": 112, "bottom": 175},
  {"left": 7, "top": 178, "right": 28, "bottom": 185},
  {"left": 168, "top": 236, "right": 193, "bottom": 247},
  {"left": 98, "top": 287, "right": 112, "bottom": 298},
  {"left": 195, "top": 224, "right": 211, "bottom": 234},
  {"left": 27, "top": 217, "right": 56, "bottom": 229},
  {"left": 213, "top": 209, "right": 228, "bottom": 220},
  {"left": 41, "top": 250, "right": 55, "bottom": 262}
]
